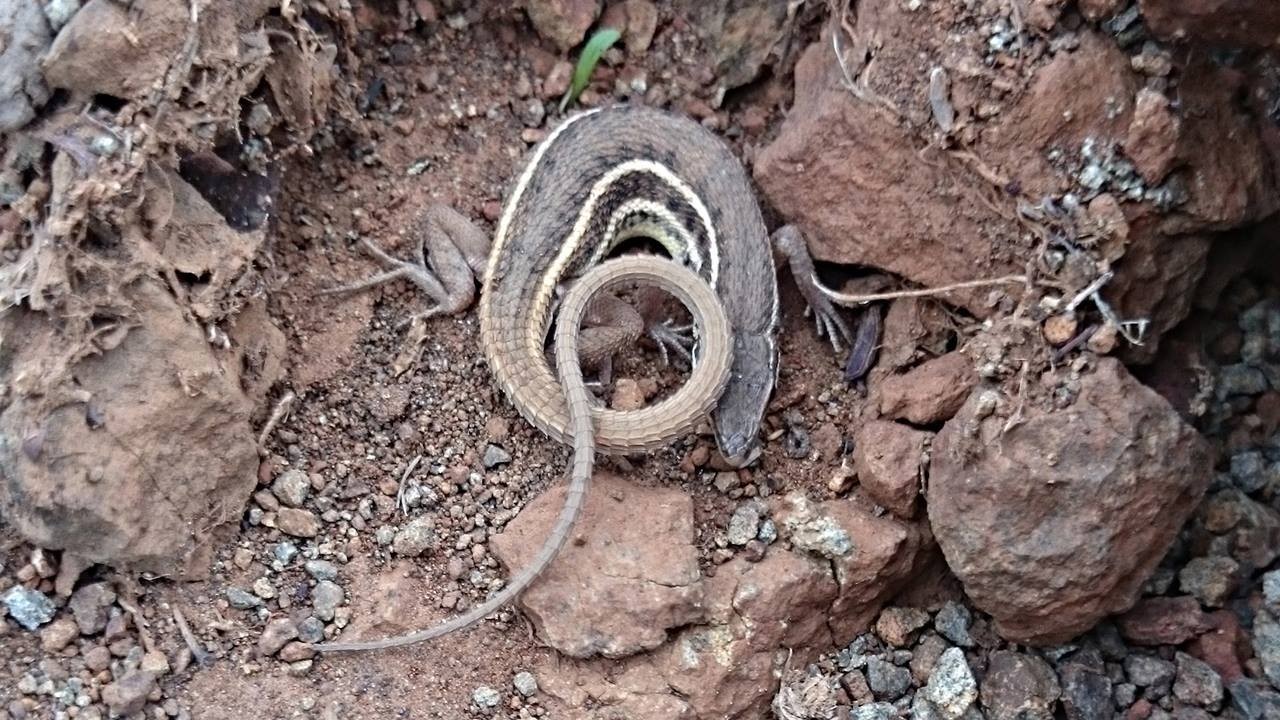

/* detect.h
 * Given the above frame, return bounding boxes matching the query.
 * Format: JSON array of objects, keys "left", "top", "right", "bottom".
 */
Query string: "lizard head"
[{"left": 713, "top": 331, "right": 778, "bottom": 468}]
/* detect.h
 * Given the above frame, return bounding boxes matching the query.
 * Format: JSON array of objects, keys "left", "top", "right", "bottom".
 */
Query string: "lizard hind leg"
[
  {"left": 771, "top": 225, "right": 854, "bottom": 355},
  {"left": 319, "top": 204, "right": 491, "bottom": 327}
]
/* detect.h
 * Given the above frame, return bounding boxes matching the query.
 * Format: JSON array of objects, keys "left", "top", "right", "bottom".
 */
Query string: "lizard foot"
[
  {"left": 647, "top": 319, "right": 695, "bottom": 367},
  {"left": 772, "top": 225, "right": 855, "bottom": 355}
]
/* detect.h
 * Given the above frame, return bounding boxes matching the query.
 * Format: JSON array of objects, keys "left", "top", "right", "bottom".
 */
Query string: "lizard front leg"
[{"left": 321, "top": 204, "right": 490, "bottom": 326}]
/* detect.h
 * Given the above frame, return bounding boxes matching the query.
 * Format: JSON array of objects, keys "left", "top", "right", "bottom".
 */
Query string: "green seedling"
[{"left": 560, "top": 27, "right": 622, "bottom": 113}]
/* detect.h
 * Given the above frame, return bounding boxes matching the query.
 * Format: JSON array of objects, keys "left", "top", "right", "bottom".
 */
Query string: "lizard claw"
[
  {"left": 647, "top": 319, "right": 695, "bottom": 367},
  {"left": 812, "top": 301, "right": 852, "bottom": 356}
]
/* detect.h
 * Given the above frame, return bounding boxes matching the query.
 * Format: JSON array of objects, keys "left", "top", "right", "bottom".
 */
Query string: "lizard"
[{"left": 314, "top": 104, "right": 855, "bottom": 652}]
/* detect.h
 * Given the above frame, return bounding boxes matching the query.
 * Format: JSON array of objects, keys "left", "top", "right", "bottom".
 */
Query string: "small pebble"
[
  {"left": 272, "top": 469, "right": 311, "bottom": 507},
  {"left": 473, "top": 685, "right": 501, "bottom": 708},
  {"left": 726, "top": 504, "right": 761, "bottom": 546},
  {"left": 312, "top": 581, "right": 344, "bottom": 622},
  {"left": 297, "top": 617, "right": 326, "bottom": 644},
  {"left": 935, "top": 601, "right": 974, "bottom": 647},
  {"left": 274, "top": 542, "right": 299, "bottom": 565},
  {"left": 226, "top": 588, "right": 262, "bottom": 610},
  {"left": 513, "top": 671, "right": 538, "bottom": 697},
  {"left": 482, "top": 444, "right": 512, "bottom": 469}
]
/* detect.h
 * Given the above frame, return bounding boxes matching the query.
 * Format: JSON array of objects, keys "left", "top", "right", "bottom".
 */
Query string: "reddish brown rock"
[
  {"left": 1115, "top": 596, "right": 1213, "bottom": 646},
  {"left": 1139, "top": 0, "right": 1280, "bottom": 48},
  {"left": 696, "top": 0, "right": 793, "bottom": 90},
  {"left": 524, "top": 0, "right": 602, "bottom": 52},
  {"left": 0, "top": 280, "right": 261, "bottom": 579},
  {"left": 981, "top": 30, "right": 1138, "bottom": 199},
  {"left": 1187, "top": 610, "right": 1246, "bottom": 684},
  {"left": 773, "top": 493, "right": 932, "bottom": 639},
  {"left": 853, "top": 420, "right": 929, "bottom": 518},
  {"left": 878, "top": 352, "right": 976, "bottom": 425},
  {"left": 754, "top": 35, "right": 1025, "bottom": 318},
  {"left": 1109, "top": 222, "right": 1211, "bottom": 364},
  {"left": 658, "top": 550, "right": 838, "bottom": 718},
  {"left": 929, "top": 359, "right": 1213, "bottom": 644},
  {"left": 489, "top": 472, "right": 704, "bottom": 658},
  {"left": 1125, "top": 88, "right": 1181, "bottom": 185},
  {"left": 1170, "top": 61, "right": 1280, "bottom": 231},
  {"left": 540, "top": 656, "right": 694, "bottom": 719}
]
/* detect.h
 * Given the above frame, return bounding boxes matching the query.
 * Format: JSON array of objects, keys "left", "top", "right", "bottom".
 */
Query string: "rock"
[
  {"left": 1265, "top": 570, "right": 1280, "bottom": 608},
  {"left": 935, "top": 601, "right": 973, "bottom": 648},
  {"left": 1231, "top": 451, "right": 1269, "bottom": 494},
  {"left": 68, "top": 579, "right": 115, "bottom": 630},
  {"left": 772, "top": 493, "right": 931, "bottom": 639},
  {"left": 981, "top": 651, "right": 1060, "bottom": 720},
  {"left": 0, "top": 280, "right": 268, "bottom": 579},
  {"left": 524, "top": 0, "right": 601, "bottom": 52},
  {"left": 1124, "top": 654, "right": 1175, "bottom": 691},
  {"left": 40, "top": 617, "right": 79, "bottom": 652},
  {"left": 538, "top": 655, "right": 695, "bottom": 719},
  {"left": 482, "top": 444, "right": 512, "bottom": 469},
  {"left": 620, "top": 0, "right": 658, "bottom": 55},
  {"left": 543, "top": 60, "right": 573, "bottom": 100},
  {"left": 852, "top": 421, "right": 928, "bottom": 518},
  {"left": 392, "top": 517, "right": 436, "bottom": 557},
  {"left": 866, "top": 657, "right": 913, "bottom": 700},
  {"left": 297, "top": 616, "right": 325, "bottom": 644},
  {"left": 875, "top": 606, "right": 931, "bottom": 647},
  {"left": 1187, "top": 610, "right": 1245, "bottom": 684},
  {"left": 84, "top": 645, "right": 112, "bottom": 671},
  {"left": 2, "top": 586, "right": 56, "bottom": 630},
  {"left": 658, "top": 550, "right": 838, "bottom": 718},
  {"left": 226, "top": 587, "right": 261, "bottom": 610},
  {"left": 0, "top": 0, "right": 52, "bottom": 132},
  {"left": 101, "top": 670, "right": 157, "bottom": 717},
  {"left": 1254, "top": 609, "right": 1280, "bottom": 690},
  {"left": 755, "top": 40, "right": 1024, "bottom": 318},
  {"left": 1229, "top": 679, "right": 1280, "bottom": 719},
  {"left": 312, "top": 581, "right": 344, "bottom": 622},
  {"left": 851, "top": 702, "right": 898, "bottom": 720},
  {"left": 1139, "top": 0, "right": 1280, "bottom": 48},
  {"left": 923, "top": 647, "right": 978, "bottom": 719},
  {"left": 1116, "top": 596, "right": 1213, "bottom": 646},
  {"left": 878, "top": 353, "right": 976, "bottom": 425},
  {"left": 473, "top": 685, "right": 501, "bottom": 708},
  {"left": 488, "top": 472, "right": 705, "bottom": 658},
  {"left": 1172, "top": 652, "right": 1222, "bottom": 710},
  {"left": 271, "top": 469, "right": 310, "bottom": 507},
  {"left": 1124, "top": 89, "right": 1180, "bottom": 184},
  {"left": 278, "top": 641, "right": 314, "bottom": 662},
  {"left": 929, "top": 359, "right": 1213, "bottom": 643},
  {"left": 912, "top": 634, "right": 950, "bottom": 684},
  {"left": 303, "top": 560, "right": 339, "bottom": 582},
  {"left": 42, "top": 0, "right": 188, "bottom": 100},
  {"left": 1178, "top": 556, "right": 1240, "bottom": 607},
  {"left": 1059, "top": 662, "right": 1113, "bottom": 720},
  {"left": 726, "top": 504, "right": 761, "bottom": 546},
  {"left": 513, "top": 671, "right": 539, "bottom": 697},
  {"left": 140, "top": 650, "right": 170, "bottom": 676},
  {"left": 257, "top": 618, "right": 298, "bottom": 656},
  {"left": 695, "top": 0, "right": 793, "bottom": 90},
  {"left": 276, "top": 508, "right": 321, "bottom": 538}
]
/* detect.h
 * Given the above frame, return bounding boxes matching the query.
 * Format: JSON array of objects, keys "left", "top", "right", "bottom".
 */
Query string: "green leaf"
[{"left": 560, "top": 27, "right": 622, "bottom": 113}]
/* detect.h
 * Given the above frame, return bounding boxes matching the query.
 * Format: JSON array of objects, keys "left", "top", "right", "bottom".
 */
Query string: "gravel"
[
  {"left": 272, "top": 469, "right": 311, "bottom": 507},
  {"left": 727, "top": 504, "right": 761, "bottom": 546}
]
